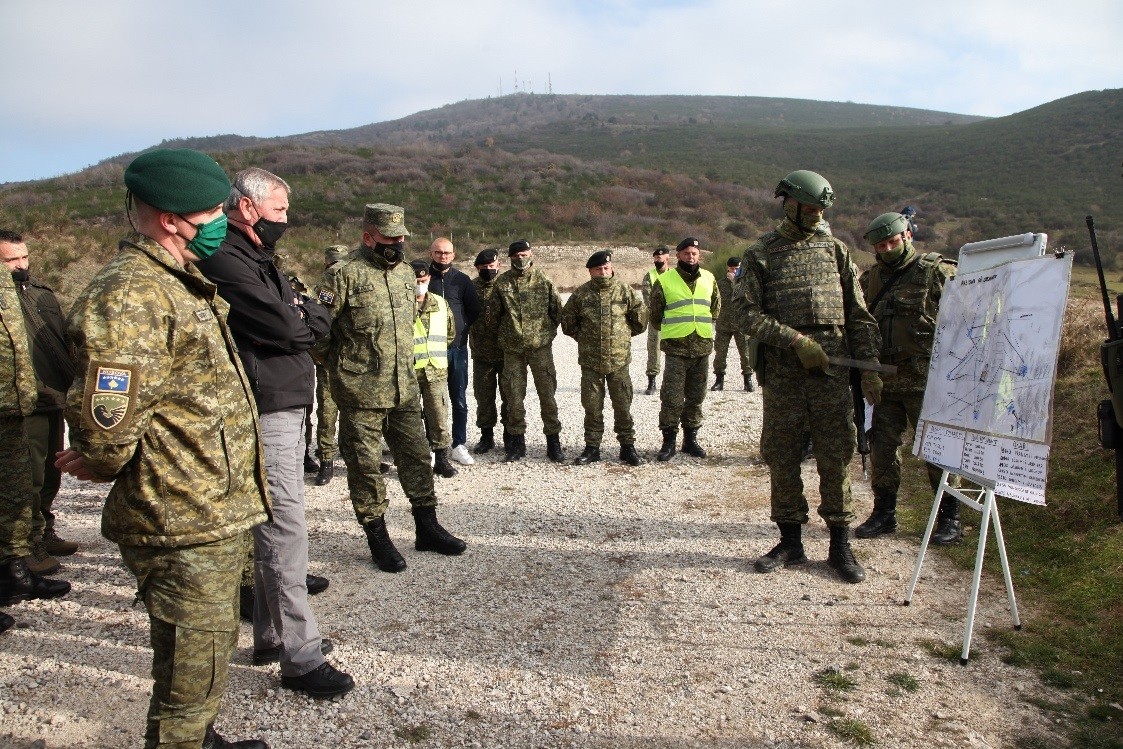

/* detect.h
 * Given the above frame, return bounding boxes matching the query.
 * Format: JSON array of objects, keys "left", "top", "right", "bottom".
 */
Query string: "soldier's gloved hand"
[
  {"left": 792, "top": 335, "right": 829, "bottom": 371},
  {"left": 861, "top": 370, "right": 883, "bottom": 405}
]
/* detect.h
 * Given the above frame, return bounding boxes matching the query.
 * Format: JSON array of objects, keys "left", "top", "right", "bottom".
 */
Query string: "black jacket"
[
  {"left": 196, "top": 225, "right": 330, "bottom": 413},
  {"left": 16, "top": 277, "right": 75, "bottom": 413},
  {"left": 428, "top": 264, "right": 480, "bottom": 349}
]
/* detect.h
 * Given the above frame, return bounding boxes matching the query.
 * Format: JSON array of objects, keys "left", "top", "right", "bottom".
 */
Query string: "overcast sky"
[{"left": 2, "top": 0, "right": 1120, "bottom": 184}]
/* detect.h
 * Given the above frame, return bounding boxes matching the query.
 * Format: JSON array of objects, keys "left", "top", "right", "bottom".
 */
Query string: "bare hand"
[{"left": 55, "top": 448, "right": 113, "bottom": 483}]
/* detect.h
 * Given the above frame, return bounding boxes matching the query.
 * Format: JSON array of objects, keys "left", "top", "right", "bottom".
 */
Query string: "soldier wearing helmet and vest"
[
  {"left": 732, "top": 170, "right": 881, "bottom": 584},
  {"left": 855, "top": 211, "right": 959, "bottom": 543}
]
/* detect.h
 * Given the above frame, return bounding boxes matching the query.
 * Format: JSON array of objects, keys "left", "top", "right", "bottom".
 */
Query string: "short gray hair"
[{"left": 225, "top": 167, "right": 291, "bottom": 212}]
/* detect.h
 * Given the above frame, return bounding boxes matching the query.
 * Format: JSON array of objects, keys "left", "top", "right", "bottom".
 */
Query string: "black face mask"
[
  {"left": 253, "top": 217, "right": 288, "bottom": 249},
  {"left": 478, "top": 267, "right": 498, "bottom": 282},
  {"left": 677, "top": 259, "right": 699, "bottom": 275},
  {"left": 10, "top": 268, "right": 29, "bottom": 283},
  {"left": 430, "top": 261, "right": 451, "bottom": 273},
  {"left": 375, "top": 241, "right": 405, "bottom": 264}
]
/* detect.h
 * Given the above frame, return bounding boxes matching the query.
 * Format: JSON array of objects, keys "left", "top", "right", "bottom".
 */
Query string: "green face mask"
[
  {"left": 877, "top": 238, "right": 912, "bottom": 266},
  {"left": 182, "top": 213, "right": 228, "bottom": 260},
  {"left": 511, "top": 256, "right": 533, "bottom": 272}
]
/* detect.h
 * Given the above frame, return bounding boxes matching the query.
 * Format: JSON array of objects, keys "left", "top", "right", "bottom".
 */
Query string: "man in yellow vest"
[
  {"left": 410, "top": 261, "right": 458, "bottom": 479},
  {"left": 648, "top": 237, "right": 721, "bottom": 461}
]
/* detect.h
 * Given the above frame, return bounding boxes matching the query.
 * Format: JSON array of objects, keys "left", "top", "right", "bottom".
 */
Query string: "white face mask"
[{"left": 415, "top": 282, "right": 429, "bottom": 297}]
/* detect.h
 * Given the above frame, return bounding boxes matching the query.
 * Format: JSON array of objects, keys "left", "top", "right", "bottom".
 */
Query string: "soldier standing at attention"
[
  {"left": 314, "top": 204, "right": 466, "bottom": 574},
  {"left": 469, "top": 249, "right": 506, "bottom": 454},
  {"left": 733, "top": 170, "right": 882, "bottom": 584},
  {"left": 314, "top": 245, "right": 352, "bottom": 486},
  {"left": 649, "top": 237, "right": 720, "bottom": 462},
  {"left": 641, "top": 246, "right": 671, "bottom": 395},
  {"left": 486, "top": 239, "right": 565, "bottom": 463},
  {"left": 410, "top": 260, "right": 458, "bottom": 479},
  {"left": 56, "top": 149, "right": 269, "bottom": 748},
  {"left": 711, "top": 256, "right": 756, "bottom": 393},
  {"left": 855, "top": 212, "right": 959, "bottom": 543},
  {"left": 560, "top": 251, "right": 648, "bottom": 466}
]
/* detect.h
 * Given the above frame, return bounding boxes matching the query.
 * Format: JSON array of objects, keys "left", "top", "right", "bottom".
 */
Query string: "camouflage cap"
[
  {"left": 125, "top": 148, "right": 230, "bottom": 213},
  {"left": 363, "top": 203, "right": 410, "bottom": 237}
]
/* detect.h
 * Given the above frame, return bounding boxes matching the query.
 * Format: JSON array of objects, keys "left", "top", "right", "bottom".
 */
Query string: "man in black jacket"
[{"left": 197, "top": 167, "right": 353, "bottom": 699}]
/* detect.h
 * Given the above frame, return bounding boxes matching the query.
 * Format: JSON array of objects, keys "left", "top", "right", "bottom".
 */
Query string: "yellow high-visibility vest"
[
  {"left": 413, "top": 293, "right": 449, "bottom": 369},
  {"left": 659, "top": 269, "right": 715, "bottom": 340}
]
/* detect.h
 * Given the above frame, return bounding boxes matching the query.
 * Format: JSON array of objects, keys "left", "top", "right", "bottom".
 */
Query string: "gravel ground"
[{"left": 0, "top": 309, "right": 1067, "bottom": 748}]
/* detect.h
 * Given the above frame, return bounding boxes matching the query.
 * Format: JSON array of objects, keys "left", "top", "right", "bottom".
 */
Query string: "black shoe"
[
  {"left": 253, "top": 638, "right": 334, "bottom": 666},
  {"left": 412, "top": 507, "right": 467, "bottom": 555},
  {"left": 315, "top": 461, "right": 334, "bottom": 486},
  {"left": 644, "top": 375, "right": 657, "bottom": 396},
  {"left": 619, "top": 443, "right": 644, "bottom": 466},
  {"left": 854, "top": 509, "right": 898, "bottom": 539},
  {"left": 0, "top": 611, "right": 14, "bottom": 634},
  {"left": 710, "top": 374, "right": 724, "bottom": 391},
  {"left": 362, "top": 517, "right": 406, "bottom": 573},
  {"left": 303, "top": 454, "right": 320, "bottom": 474},
  {"left": 433, "top": 448, "right": 459, "bottom": 478},
  {"left": 744, "top": 372, "right": 755, "bottom": 392},
  {"left": 504, "top": 434, "right": 526, "bottom": 463},
  {"left": 931, "top": 518, "right": 962, "bottom": 545},
  {"left": 681, "top": 427, "right": 707, "bottom": 458},
  {"left": 574, "top": 445, "right": 600, "bottom": 465},
  {"left": 0, "top": 557, "right": 70, "bottom": 605},
  {"left": 754, "top": 523, "right": 808, "bottom": 573},
  {"left": 827, "top": 526, "right": 866, "bottom": 584},
  {"left": 239, "top": 584, "right": 254, "bottom": 622},
  {"left": 656, "top": 429, "right": 677, "bottom": 462},
  {"left": 546, "top": 434, "right": 566, "bottom": 463},
  {"left": 306, "top": 574, "right": 329, "bottom": 596},
  {"left": 379, "top": 461, "right": 392, "bottom": 474},
  {"left": 203, "top": 723, "right": 270, "bottom": 749},
  {"left": 473, "top": 428, "right": 496, "bottom": 454},
  {"left": 280, "top": 661, "right": 355, "bottom": 699}
]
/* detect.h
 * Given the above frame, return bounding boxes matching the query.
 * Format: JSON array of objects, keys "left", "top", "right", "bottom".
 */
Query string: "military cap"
[
  {"left": 474, "top": 248, "right": 500, "bottom": 266},
  {"left": 324, "top": 244, "right": 350, "bottom": 264},
  {"left": 652, "top": 246, "right": 670, "bottom": 257},
  {"left": 676, "top": 237, "right": 700, "bottom": 252},
  {"left": 409, "top": 259, "right": 430, "bottom": 277},
  {"left": 363, "top": 203, "right": 410, "bottom": 237},
  {"left": 726, "top": 256, "right": 741, "bottom": 268},
  {"left": 585, "top": 250, "right": 612, "bottom": 269},
  {"left": 124, "top": 148, "right": 230, "bottom": 213},
  {"left": 508, "top": 239, "right": 531, "bottom": 256}
]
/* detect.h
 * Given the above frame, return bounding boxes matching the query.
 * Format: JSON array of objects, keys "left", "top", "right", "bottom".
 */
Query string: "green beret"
[
  {"left": 363, "top": 203, "right": 410, "bottom": 237},
  {"left": 124, "top": 149, "right": 231, "bottom": 213}
]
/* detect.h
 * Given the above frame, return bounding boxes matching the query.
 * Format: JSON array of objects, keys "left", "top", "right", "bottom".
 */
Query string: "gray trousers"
[{"left": 254, "top": 407, "right": 325, "bottom": 678}]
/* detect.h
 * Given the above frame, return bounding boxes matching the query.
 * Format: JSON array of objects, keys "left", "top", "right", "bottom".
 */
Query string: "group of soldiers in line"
[{"left": 0, "top": 149, "right": 958, "bottom": 749}]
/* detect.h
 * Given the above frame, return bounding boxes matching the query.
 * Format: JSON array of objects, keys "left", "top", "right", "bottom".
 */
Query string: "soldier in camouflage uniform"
[
  {"left": 410, "top": 260, "right": 458, "bottom": 479},
  {"left": 560, "top": 250, "right": 648, "bottom": 466},
  {"left": 733, "top": 170, "right": 882, "bottom": 584},
  {"left": 711, "top": 256, "right": 756, "bottom": 392},
  {"left": 56, "top": 149, "right": 270, "bottom": 748},
  {"left": 314, "top": 204, "right": 466, "bottom": 574},
  {"left": 855, "top": 212, "right": 960, "bottom": 543},
  {"left": 641, "top": 246, "right": 671, "bottom": 395},
  {"left": 314, "top": 245, "right": 351, "bottom": 486},
  {"left": 485, "top": 239, "right": 565, "bottom": 463},
  {"left": 649, "top": 238, "right": 720, "bottom": 462},
  {"left": 469, "top": 249, "right": 506, "bottom": 454}
]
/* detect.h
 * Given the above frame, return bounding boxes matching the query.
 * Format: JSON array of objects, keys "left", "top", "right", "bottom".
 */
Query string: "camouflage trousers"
[
  {"left": 645, "top": 324, "right": 661, "bottom": 377},
  {"left": 658, "top": 353, "right": 709, "bottom": 431},
  {"left": 869, "top": 391, "right": 945, "bottom": 501},
  {"left": 26, "top": 411, "right": 64, "bottom": 541},
  {"left": 712, "top": 330, "right": 754, "bottom": 377},
  {"left": 0, "top": 415, "right": 34, "bottom": 560},
  {"left": 338, "top": 404, "right": 437, "bottom": 526},
  {"left": 417, "top": 367, "right": 451, "bottom": 451},
  {"left": 315, "top": 364, "right": 338, "bottom": 462},
  {"left": 500, "top": 345, "right": 562, "bottom": 437},
  {"left": 472, "top": 357, "right": 506, "bottom": 430},
  {"left": 580, "top": 364, "right": 636, "bottom": 446},
  {"left": 760, "top": 366, "right": 856, "bottom": 526},
  {"left": 119, "top": 532, "right": 249, "bottom": 749}
]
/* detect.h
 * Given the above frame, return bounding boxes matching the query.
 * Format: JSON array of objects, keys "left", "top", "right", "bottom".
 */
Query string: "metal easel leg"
[
  {"left": 988, "top": 491, "right": 1022, "bottom": 632},
  {"left": 904, "top": 470, "right": 949, "bottom": 604},
  {"left": 960, "top": 488, "right": 994, "bottom": 665}
]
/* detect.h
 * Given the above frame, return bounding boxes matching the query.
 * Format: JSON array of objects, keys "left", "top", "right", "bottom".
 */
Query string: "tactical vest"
[
  {"left": 761, "top": 235, "right": 846, "bottom": 328},
  {"left": 413, "top": 294, "right": 449, "bottom": 370},
  {"left": 865, "top": 252, "right": 951, "bottom": 363},
  {"left": 659, "top": 269, "right": 715, "bottom": 340}
]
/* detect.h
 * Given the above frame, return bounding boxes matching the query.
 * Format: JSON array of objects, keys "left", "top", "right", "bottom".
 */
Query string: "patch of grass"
[
  {"left": 1087, "top": 702, "right": 1123, "bottom": 721},
  {"left": 814, "top": 667, "right": 858, "bottom": 692},
  {"left": 847, "top": 636, "right": 870, "bottom": 646},
  {"left": 916, "top": 638, "right": 961, "bottom": 662},
  {"left": 821, "top": 704, "right": 846, "bottom": 717},
  {"left": 886, "top": 672, "right": 920, "bottom": 692},
  {"left": 829, "top": 717, "right": 875, "bottom": 746},
  {"left": 1039, "top": 668, "right": 1078, "bottom": 689},
  {"left": 394, "top": 724, "right": 433, "bottom": 744}
]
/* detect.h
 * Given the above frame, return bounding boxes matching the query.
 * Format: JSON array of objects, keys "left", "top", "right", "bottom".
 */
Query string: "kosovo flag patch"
[{"left": 88, "top": 365, "right": 134, "bottom": 431}]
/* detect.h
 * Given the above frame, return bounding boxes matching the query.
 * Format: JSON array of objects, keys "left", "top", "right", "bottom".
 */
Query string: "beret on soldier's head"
[
  {"left": 409, "top": 259, "right": 430, "bottom": 278},
  {"left": 586, "top": 250, "right": 612, "bottom": 269},
  {"left": 676, "top": 237, "right": 700, "bottom": 252},
  {"left": 652, "top": 246, "right": 670, "bottom": 257},
  {"left": 508, "top": 239, "right": 531, "bottom": 256},
  {"left": 726, "top": 256, "right": 741, "bottom": 268},
  {"left": 363, "top": 203, "right": 410, "bottom": 237},
  {"left": 474, "top": 248, "right": 499, "bottom": 266},
  {"left": 124, "top": 149, "right": 230, "bottom": 213}
]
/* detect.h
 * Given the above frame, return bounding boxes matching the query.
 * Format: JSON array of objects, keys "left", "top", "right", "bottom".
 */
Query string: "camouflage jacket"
[
  {"left": 649, "top": 267, "right": 720, "bottom": 358},
  {"left": 0, "top": 270, "right": 38, "bottom": 418},
  {"left": 314, "top": 246, "right": 419, "bottom": 409},
  {"left": 860, "top": 248, "right": 957, "bottom": 393},
  {"left": 14, "top": 277, "right": 76, "bottom": 413},
  {"left": 561, "top": 277, "right": 648, "bottom": 374},
  {"left": 733, "top": 225, "right": 879, "bottom": 382},
  {"left": 469, "top": 275, "right": 503, "bottom": 363},
  {"left": 485, "top": 266, "right": 561, "bottom": 354},
  {"left": 715, "top": 274, "right": 739, "bottom": 333},
  {"left": 65, "top": 234, "right": 270, "bottom": 548}
]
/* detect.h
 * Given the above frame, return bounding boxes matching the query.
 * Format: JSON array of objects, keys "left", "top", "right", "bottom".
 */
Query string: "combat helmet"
[
  {"left": 774, "top": 170, "right": 835, "bottom": 208},
  {"left": 863, "top": 212, "right": 910, "bottom": 244}
]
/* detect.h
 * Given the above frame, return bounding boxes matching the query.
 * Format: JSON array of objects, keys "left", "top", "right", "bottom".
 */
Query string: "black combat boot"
[
  {"left": 0, "top": 557, "right": 70, "bottom": 605},
  {"left": 744, "top": 372, "right": 755, "bottom": 392},
  {"left": 503, "top": 433, "right": 526, "bottom": 463},
  {"left": 619, "top": 443, "right": 644, "bottom": 466},
  {"left": 305, "top": 574, "right": 329, "bottom": 596},
  {"left": 546, "top": 434, "right": 566, "bottom": 463},
  {"left": 412, "top": 506, "right": 467, "bottom": 555},
  {"left": 754, "top": 523, "right": 808, "bottom": 573},
  {"left": 574, "top": 445, "right": 600, "bottom": 465},
  {"left": 203, "top": 723, "right": 269, "bottom": 749},
  {"left": 0, "top": 611, "right": 13, "bottom": 634},
  {"left": 656, "top": 428, "right": 678, "bottom": 462},
  {"left": 433, "top": 448, "right": 459, "bottom": 478},
  {"left": 474, "top": 428, "right": 496, "bottom": 454},
  {"left": 682, "top": 427, "right": 707, "bottom": 458},
  {"left": 303, "top": 454, "right": 319, "bottom": 474},
  {"left": 827, "top": 525, "right": 866, "bottom": 584},
  {"left": 855, "top": 491, "right": 898, "bottom": 539},
  {"left": 362, "top": 517, "right": 406, "bottom": 573},
  {"left": 710, "top": 374, "right": 724, "bottom": 391},
  {"left": 931, "top": 497, "right": 962, "bottom": 545},
  {"left": 645, "top": 375, "right": 657, "bottom": 396},
  {"left": 315, "top": 460, "right": 334, "bottom": 486},
  {"left": 238, "top": 584, "right": 254, "bottom": 622}
]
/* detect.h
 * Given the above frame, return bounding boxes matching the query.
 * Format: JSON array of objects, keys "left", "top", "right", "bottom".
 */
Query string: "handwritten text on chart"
[{"left": 916, "top": 422, "right": 1048, "bottom": 505}]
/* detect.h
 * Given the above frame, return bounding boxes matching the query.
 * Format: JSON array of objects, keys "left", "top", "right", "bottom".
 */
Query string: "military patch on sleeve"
[
  {"left": 86, "top": 364, "right": 136, "bottom": 431},
  {"left": 317, "top": 288, "right": 335, "bottom": 306},
  {"left": 195, "top": 308, "right": 214, "bottom": 322}
]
